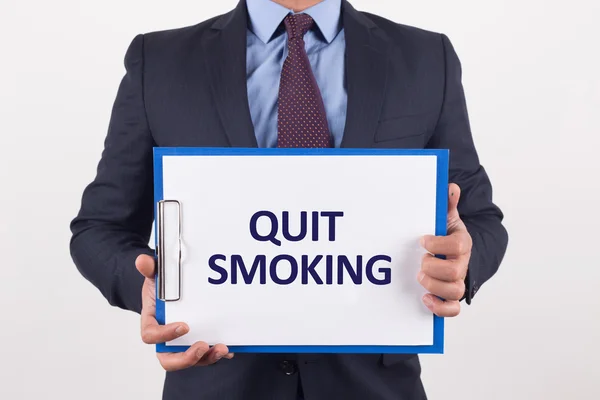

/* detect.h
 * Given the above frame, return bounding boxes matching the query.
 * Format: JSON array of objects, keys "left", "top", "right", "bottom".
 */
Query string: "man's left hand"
[{"left": 418, "top": 183, "right": 472, "bottom": 317}]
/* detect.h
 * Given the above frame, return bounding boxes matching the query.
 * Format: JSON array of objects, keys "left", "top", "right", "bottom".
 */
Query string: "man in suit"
[{"left": 70, "top": 0, "right": 508, "bottom": 399}]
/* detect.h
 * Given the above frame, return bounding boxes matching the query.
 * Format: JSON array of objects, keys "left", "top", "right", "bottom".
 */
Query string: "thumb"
[
  {"left": 448, "top": 183, "right": 461, "bottom": 223},
  {"left": 136, "top": 254, "right": 156, "bottom": 279}
]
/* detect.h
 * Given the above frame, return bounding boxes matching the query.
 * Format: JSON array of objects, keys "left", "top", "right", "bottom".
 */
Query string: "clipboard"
[{"left": 154, "top": 148, "right": 448, "bottom": 354}]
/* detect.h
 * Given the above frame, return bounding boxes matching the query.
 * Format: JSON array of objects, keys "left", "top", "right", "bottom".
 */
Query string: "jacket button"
[{"left": 279, "top": 360, "right": 297, "bottom": 376}]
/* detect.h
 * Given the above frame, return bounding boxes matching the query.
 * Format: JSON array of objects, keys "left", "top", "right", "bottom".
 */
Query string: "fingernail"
[
  {"left": 423, "top": 296, "right": 433, "bottom": 308},
  {"left": 225, "top": 353, "right": 234, "bottom": 359},
  {"left": 175, "top": 325, "right": 186, "bottom": 335},
  {"left": 215, "top": 353, "right": 224, "bottom": 360},
  {"left": 419, "top": 236, "right": 426, "bottom": 248},
  {"left": 196, "top": 349, "right": 205, "bottom": 358},
  {"left": 417, "top": 271, "right": 426, "bottom": 282}
]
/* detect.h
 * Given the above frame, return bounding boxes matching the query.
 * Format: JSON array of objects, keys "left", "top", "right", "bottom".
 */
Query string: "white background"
[{"left": 1, "top": 0, "right": 599, "bottom": 399}]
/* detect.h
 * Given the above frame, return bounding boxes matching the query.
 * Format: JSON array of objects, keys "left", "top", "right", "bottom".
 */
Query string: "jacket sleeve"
[
  {"left": 427, "top": 34, "right": 509, "bottom": 303},
  {"left": 70, "top": 34, "right": 155, "bottom": 314}
]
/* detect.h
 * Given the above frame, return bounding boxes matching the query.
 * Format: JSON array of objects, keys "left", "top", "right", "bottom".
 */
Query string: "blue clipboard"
[{"left": 153, "top": 147, "right": 448, "bottom": 354}]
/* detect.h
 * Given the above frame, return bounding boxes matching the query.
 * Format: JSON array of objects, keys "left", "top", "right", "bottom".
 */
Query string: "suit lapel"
[
  {"left": 340, "top": 1, "right": 391, "bottom": 148},
  {"left": 202, "top": 1, "right": 258, "bottom": 148}
]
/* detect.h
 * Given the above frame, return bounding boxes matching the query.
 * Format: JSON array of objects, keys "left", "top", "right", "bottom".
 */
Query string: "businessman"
[{"left": 70, "top": 0, "right": 508, "bottom": 399}]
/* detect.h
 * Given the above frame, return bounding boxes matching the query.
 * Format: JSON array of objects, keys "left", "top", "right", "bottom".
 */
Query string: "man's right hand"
[{"left": 135, "top": 254, "right": 233, "bottom": 371}]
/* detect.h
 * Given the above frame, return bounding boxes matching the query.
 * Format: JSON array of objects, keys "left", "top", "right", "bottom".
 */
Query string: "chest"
[{"left": 144, "top": 42, "right": 442, "bottom": 149}]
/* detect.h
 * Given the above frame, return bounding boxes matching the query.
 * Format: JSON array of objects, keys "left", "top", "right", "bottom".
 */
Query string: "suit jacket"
[{"left": 70, "top": 1, "right": 508, "bottom": 399}]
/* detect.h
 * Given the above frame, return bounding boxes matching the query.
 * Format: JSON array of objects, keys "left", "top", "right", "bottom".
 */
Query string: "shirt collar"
[{"left": 246, "top": 0, "right": 342, "bottom": 44}]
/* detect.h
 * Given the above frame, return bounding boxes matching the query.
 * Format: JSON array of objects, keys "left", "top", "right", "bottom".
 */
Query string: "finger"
[
  {"left": 421, "top": 231, "right": 470, "bottom": 257},
  {"left": 136, "top": 254, "right": 156, "bottom": 279},
  {"left": 423, "top": 294, "right": 461, "bottom": 317},
  {"left": 158, "top": 342, "right": 210, "bottom": 372},
  {"left": 141, "top": 321, "right": 189, "bottom": 345},
  {"left": 447, "top": 183, "right": 461, "bottom": 220},
  {"left": 421, "top": 253, "right": 467, "bottom": 282},
  {"left": 418, "top": 272, "right": 465, "bottom": 301},
  {"left": 141, "top": 278, "right": 157, "bottom": 311},
  {"left": 196, "top": 343, "right": 231, "bottom": 366}
]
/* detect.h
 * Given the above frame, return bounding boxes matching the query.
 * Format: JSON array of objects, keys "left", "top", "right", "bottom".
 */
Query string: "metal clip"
[{"left": 157, "top": 200, "right": 182, "bottom": 301}]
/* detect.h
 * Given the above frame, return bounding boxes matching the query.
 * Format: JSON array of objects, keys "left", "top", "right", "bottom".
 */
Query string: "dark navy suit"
[{"left": 70, "top": 1, "right": 508, "bottom": 399}]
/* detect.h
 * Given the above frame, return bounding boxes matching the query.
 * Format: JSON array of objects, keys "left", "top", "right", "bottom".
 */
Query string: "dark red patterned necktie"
[{"left": 277, "top": 14, "right": 332, "bottom": 148}]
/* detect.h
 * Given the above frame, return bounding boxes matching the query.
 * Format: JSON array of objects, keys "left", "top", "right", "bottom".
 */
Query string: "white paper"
[{"left": 161, "top": 155, "right": 438, "bottom": 346}]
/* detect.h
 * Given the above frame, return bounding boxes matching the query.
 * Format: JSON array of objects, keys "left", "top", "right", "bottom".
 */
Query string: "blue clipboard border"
[{"left": 154, "top": 147, "right": 448, "bottom": 354}]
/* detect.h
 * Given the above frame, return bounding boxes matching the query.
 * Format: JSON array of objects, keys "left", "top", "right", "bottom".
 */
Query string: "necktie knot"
[{"left": 284, "top": 13, "right": 314, "bottom": 40}]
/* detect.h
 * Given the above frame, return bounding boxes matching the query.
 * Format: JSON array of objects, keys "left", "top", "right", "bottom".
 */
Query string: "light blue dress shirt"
[{"left": 246, "top": 0, "right": 346, "bottom": 148}]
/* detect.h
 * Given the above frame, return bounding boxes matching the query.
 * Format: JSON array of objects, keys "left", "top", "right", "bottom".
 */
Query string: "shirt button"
[{"left": 279, "top": 360, "right": 298, "bottom": 376}]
